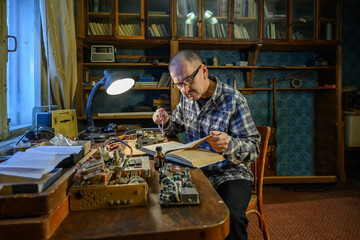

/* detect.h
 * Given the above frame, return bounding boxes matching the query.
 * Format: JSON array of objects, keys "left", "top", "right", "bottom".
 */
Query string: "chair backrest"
[{"left": 252, "top": 126, "right": 271, "bottom": 195}]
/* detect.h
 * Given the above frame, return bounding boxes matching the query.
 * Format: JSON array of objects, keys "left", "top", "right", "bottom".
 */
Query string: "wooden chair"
[{"left": 247, "top": 126, "right": 271, "bottom": 240}]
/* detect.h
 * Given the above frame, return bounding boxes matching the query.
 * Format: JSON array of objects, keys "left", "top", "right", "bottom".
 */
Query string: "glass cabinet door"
[
  {"left": 117, "top": 0, "right": 143, "bottom": 38},
  {"left": 233, "top": 0, "right": 258, "bottom": 39},
  {"left": 87, "top": 0, "right": 113, "bottom": 37},
  {"left": 291, "top": 0, "right": 314, "bottom": 40},
  {"left": 263, "top": 0, "right": 286, "bottom": 40},
  {"left": 177, "top": 0, "right": 199, "bottom": 38},
  {"left": 147, "top": 0, "right": 171, "bottom": 38},
  {"left": 203, "top": 0, "right": 229, "bottom": 39},
  {"left": 319, "top": 0, "right": 339, "bottom": 41}
]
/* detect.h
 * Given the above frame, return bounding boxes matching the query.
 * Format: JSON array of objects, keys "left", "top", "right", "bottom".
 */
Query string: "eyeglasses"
[{"left": 172, "top": 65, "right": 202, "bottom": 89}]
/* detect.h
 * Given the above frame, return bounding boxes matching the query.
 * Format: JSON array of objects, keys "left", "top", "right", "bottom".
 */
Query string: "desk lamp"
[{"left": 86, "top": 69, "right": 134, "bottom": 139}]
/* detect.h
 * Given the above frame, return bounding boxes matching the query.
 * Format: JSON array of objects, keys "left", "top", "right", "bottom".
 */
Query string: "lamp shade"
[{"left": 104, "top": 70, "right": 135, "bottom": 95}]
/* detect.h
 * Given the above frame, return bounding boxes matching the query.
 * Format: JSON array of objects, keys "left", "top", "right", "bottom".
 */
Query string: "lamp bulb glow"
[{"left": 106, "top": 78, "right": 134, "bottom": 95}]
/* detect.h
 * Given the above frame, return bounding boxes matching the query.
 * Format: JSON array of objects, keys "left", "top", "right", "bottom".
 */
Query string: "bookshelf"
[
  {"left": 291, "top": 0, "right": 315, "bottom": 40},
  {"left": 75, "top": 0, "right": 344, "bottom": 181},
  {"left": 147, "top": 0, "right": 171, "bottom": 38}
]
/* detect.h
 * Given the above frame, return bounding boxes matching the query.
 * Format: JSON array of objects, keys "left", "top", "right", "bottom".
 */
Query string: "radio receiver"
[{"left": 91, "top": 45, "right": 115, "bottom": 62}]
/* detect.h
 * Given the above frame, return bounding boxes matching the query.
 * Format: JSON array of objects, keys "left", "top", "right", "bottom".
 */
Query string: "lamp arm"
[{"left": 87, "top": 77, "right": 106, "bottom": 132}]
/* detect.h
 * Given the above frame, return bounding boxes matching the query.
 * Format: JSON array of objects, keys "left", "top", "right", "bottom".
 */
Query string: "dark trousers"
[{"left": 216, "top": 179, "right": 252, "bottom": 240}]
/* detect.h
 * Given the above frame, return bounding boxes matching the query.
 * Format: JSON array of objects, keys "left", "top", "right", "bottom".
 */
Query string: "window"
[{"left": 0, "top": 0, "right": 41, "bottom": 140}]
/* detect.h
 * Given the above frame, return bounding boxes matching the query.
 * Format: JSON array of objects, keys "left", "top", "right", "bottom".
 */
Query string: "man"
[{"left": 153, "top": 50, "right": 260, "bottom": 240}]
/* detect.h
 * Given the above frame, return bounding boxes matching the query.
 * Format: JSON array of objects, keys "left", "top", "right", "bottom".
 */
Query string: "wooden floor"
[{"left": 263, "top": 150, "right": 360, "bottom": 204}]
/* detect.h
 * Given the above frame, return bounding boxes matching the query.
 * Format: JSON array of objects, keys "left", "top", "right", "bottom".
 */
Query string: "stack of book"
[
  {"left": 88, "top": 22, "right": 112, "bottom": 35},
  {"left": 206, "top": 22, "right": 228, "bottom": 38},
  {"left": 135, "top": 75, "right": 158, "bottom": 87},
  {"left": 157, "top": 72, "right": 171, "bottom": 87},
  {"left": 234, "top": 23, "right": 250, "bottom": 39},
  {"left": 234, "top": 0, "right": 258, "bottom": 18},
  {"left": 118, "top": 24, "right": 141, "bottom": 36},
  {"left": 148, "top": 24, "right": 169, "bottom": 37}
]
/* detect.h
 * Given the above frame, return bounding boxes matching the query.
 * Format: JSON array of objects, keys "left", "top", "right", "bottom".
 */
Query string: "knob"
[{"left": 75, "top": 190, "right": 83, "bottom": 199}]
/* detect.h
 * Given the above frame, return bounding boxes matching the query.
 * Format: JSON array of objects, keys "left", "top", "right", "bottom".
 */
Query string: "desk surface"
[{"left": 51, "top": 166, "right": 230, "bottom": 240}]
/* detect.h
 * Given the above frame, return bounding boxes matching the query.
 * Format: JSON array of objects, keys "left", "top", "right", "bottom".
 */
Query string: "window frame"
[{"left": 0, "top": 0, "right": 41, "bottom": 140}]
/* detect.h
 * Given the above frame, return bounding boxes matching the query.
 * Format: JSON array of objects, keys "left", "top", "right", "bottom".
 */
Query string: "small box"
[
  {"left": 235, "top": 61, "right": 248, "bottom": 66},
  {"left": 36, "top": 112, "right": 51, "bottom": 127},
  {"left": 344, "top": 111, "right": 360, "bottom": 147}
]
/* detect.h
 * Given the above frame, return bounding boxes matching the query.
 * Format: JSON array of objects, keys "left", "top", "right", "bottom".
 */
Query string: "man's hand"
[
  {"left": 207, "top": 131, "right": 229, "bottom": 153},
  {"left": 152, "top": 108, "right": 169, "bottom": 124}
]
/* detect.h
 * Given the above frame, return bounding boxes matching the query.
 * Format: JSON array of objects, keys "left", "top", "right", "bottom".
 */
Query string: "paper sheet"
[{"left": 0, "top": 147, "right": 81, "bottom": 179}]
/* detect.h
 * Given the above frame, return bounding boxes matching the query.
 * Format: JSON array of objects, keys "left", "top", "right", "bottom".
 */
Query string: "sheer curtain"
[{"left": 39, "top": 0, "right": 77, "bottom": 109}]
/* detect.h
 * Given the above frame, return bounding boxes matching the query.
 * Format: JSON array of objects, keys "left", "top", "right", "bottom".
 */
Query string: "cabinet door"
[
  {"left": 87, "top": 0, "right": 113, "bottom": 38},
  {"left": 233, "top": 0, "right": 259, "bottom": 40},
  {"left": 176, "top": 0, "right": 200, "bottom": 38},
  {"left": 147, "top": 0, "right": 171, "bottom": 38},
  {"left": 291, "top": 0, "right": 315, "bottom": 40},
  {"left": 203, "top": 0, "right": 229, "bottom": 39},
  {"left": 116, "top": 0, "right": 144, "bottom": 39},
  {"left": 319, "top": 0, "right": 339, "bottom": 41},
  {"left": 263, "top": 0, "right": 287, "bottom": 40}
]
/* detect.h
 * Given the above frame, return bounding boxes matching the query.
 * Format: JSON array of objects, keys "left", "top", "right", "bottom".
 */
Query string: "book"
[
  {"left": 0, "top": 168, "right": 62, "bottom": 194},
  {"left": 156, "top": 24, "right": 165, "bottom": 36},
  {"left": 139, "top": 76, "right": 155, "bottom": 82},
  {"left": 160, "top": 24, "right": 169, "bottom": 37},
  {"left": 89, "top": 22, "right": 97, "bottom": 35},
  {"left": 139, "top": 136, "right": 224, "bottom": 168},
  {"left": 151, "top": 24, "right": 161, "bottom": 37},
  {"left": 118, "top": 24, "right": 126, "bottom": 35}
]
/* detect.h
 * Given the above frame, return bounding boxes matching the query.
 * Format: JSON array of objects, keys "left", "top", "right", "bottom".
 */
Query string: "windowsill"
[{"left": 0, "top": 136, "right": 21, "bottom": 156}]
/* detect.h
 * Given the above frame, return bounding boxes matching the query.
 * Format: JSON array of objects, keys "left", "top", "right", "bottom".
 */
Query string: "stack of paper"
[{"left": 0, "top": 146, "right": 82, "bottom": 179}]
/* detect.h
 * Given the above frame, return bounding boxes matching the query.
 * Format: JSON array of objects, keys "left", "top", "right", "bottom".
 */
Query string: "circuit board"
[
  {"left": 69, "top": 145, "right": 150, "bottom": 211},
  {"left": 159, "top": 165, "right": 200, "bottom": 207}
]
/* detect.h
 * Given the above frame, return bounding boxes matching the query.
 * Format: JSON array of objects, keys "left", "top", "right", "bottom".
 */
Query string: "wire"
[
  {"left": 129, "top": 176, "right": 148, "bottom": 194},
  {"left": 102, "top": 138, "right": 133, "bottom": 170},
  {"left": 161, "top": 176, "right": 180, "bottom": 202},
  {"left": 15, "top": 125, "right": 55, "bottom": 145}
]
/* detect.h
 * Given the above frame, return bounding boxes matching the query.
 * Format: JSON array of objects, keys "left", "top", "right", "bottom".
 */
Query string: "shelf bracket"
[{"left": 246, "top": 44, "right": 262, "bottom": 88}]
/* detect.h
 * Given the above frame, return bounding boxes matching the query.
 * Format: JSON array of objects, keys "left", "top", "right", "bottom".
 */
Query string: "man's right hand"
[{"left": 152, "top": 108, "right": 169, "bottom": 124}]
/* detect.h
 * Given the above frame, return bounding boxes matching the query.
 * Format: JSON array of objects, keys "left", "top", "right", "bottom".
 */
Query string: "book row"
[
  {"left": 88, "top": 22, "right": 111, "bottom": 35},
  {"left": 234, "top": 0, "right": 258, "bottom": 18},
  {"left": 148, "top": 24, "right": 170, "bottom": 37}
]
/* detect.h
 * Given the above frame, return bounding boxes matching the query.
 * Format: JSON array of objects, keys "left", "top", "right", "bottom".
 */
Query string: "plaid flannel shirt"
[{"left": 163, "top": 76, "right": 260, "bottom": 188}]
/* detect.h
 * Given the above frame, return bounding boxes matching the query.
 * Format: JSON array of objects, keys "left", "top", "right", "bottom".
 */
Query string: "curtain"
[{"left": 40, "top": 0, "right": 77, "bottom": 109}]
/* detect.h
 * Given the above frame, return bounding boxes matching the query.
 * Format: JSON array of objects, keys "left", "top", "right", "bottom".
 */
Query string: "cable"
[
  {"left": 161, "top": 176, "right": 180, "bottom": 202},
  {"left": 15, "top": 124, "right": 55, "bottom": 145},
  {"left": 102, "top": 138, "right": 133, "bottom": 170}
]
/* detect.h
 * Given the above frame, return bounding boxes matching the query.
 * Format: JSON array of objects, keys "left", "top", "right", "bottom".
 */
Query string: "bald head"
[{"left": 169, "top": 50, "right": 202, "bottom": 71}]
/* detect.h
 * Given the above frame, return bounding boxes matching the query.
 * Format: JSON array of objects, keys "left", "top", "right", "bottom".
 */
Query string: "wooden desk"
[{"left": 50, "top": 166, "right": 230, "bottom": 240}]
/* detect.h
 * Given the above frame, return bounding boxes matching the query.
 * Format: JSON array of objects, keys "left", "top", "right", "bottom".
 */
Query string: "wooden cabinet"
[
  {"left": 291, "top": 0, "right": 315, "bottom": 40},
  {"left": 75, "top": 0, "right": 344, "bottom": 181},
  {"left": 263, "top": 0, "right": 287, "bottom": 40},
  {"left": 233, "top": 0, "right": 259, "bottom": 40}
]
